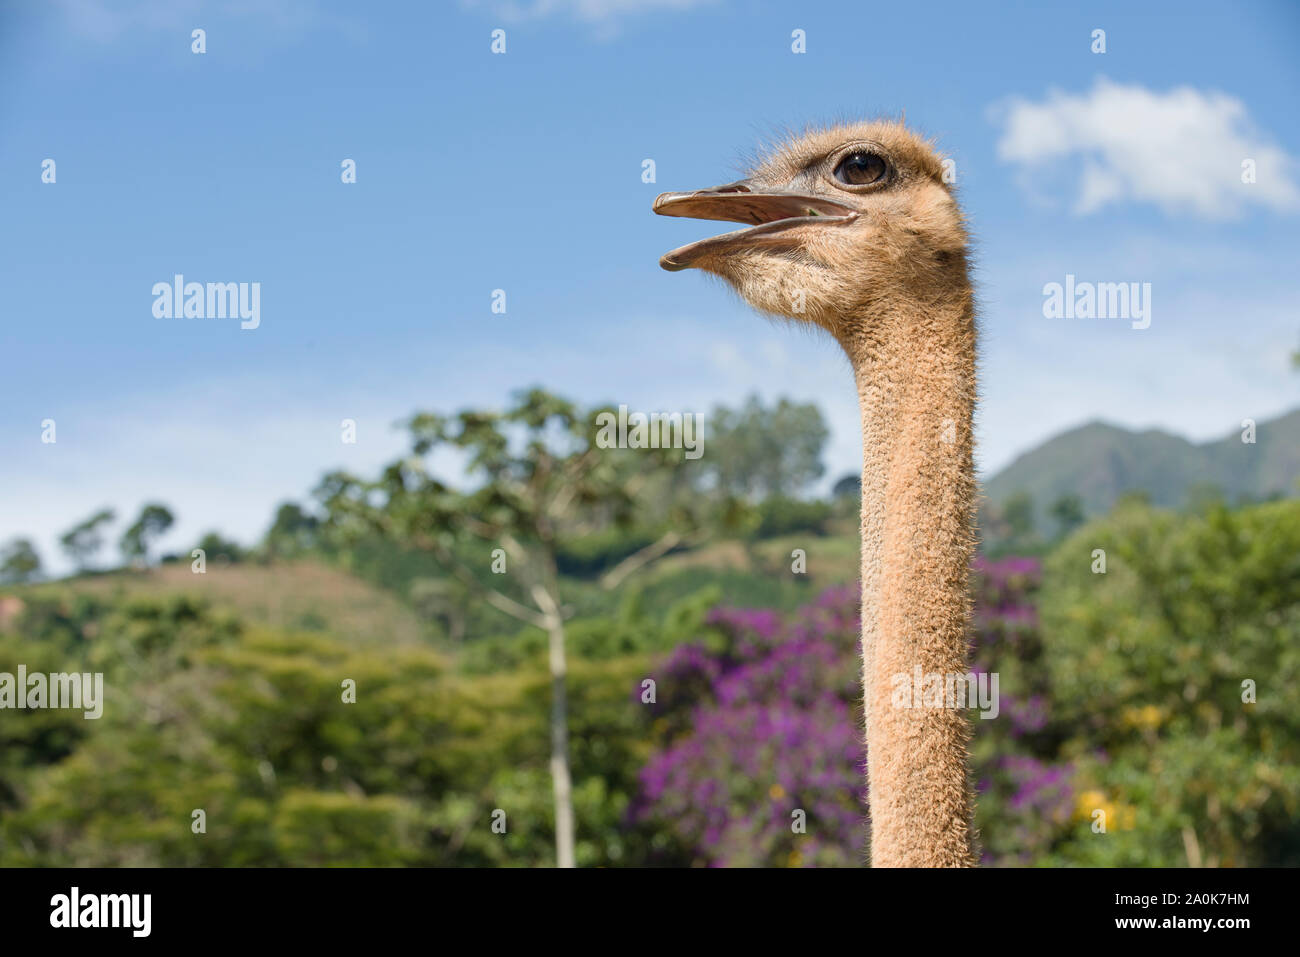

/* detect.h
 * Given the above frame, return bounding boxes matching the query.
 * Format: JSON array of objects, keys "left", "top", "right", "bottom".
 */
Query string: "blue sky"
[{"left": 2, "top": 0, "right": 1298, "bottom": 572}]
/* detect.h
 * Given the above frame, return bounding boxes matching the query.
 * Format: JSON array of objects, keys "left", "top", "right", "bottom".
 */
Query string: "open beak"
[{"left": 653, "top": 180, "right": 857, "bottom": 271}]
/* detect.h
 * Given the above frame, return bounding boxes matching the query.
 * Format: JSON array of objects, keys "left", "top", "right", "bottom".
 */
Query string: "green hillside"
[
  {"left": 22, "top": 561, "right": 430, "bottom": 647},
  {"left": 982, "top": 408, "right": 1300, "bottom": 532}
]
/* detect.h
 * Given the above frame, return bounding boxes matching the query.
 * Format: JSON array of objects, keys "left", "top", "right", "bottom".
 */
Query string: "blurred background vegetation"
[{"left": 1, "top": 391, "right": 1297, "bottom": 866}]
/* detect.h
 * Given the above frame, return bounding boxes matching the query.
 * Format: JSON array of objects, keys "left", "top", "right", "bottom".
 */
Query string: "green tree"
[
  {"left": 59, "top": 508, "right": 115, "bottom": 571},
  {"left": 119, "top": 504, "right": 175, "bottom": 566},
  {"left": 264, "top": 502, "right": 320, "bottom": 558},
  {"left": 703, "top": 395, "right": 829, "bottom": 499},
  {"left": 831, "top": 474, "right": 861, "bottom": 499},
  {"left": 409, "top": 577, "right": 470, "bottom": 643},
  {"left": 1048, "top": 493, "right": 1085, "bottom": 538},
  {"left": 0, "top": 538, "right": 42, "bottom": 584},
  {"left": 194, "top": 531, "right": 245, "bottom": 564},
  {"left": 1042, "top": 499, "right": 1300, "bottom": 865},
  {"left": 313, "top": 388, "right": 703, "bottom": 867},
  {"left": 1002, "top": 491, "right": 1037, "bottom": 541}
]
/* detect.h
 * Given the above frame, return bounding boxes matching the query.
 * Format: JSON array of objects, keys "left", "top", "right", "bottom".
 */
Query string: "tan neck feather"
[{"left": 846, "top": 283, "right": 978, "bottom": 868}]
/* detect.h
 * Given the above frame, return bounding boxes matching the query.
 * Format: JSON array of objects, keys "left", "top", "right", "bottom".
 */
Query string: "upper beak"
[{"left": 653, "top": 180, "right": 857, "bottom": 271}]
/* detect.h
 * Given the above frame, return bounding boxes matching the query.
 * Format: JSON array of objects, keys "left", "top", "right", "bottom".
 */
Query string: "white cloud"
[{"left": 991, "top": 79, "right": 1300, "bottom": 219}]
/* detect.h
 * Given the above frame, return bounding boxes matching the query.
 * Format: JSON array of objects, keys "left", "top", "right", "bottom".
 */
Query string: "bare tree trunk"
[
  {"left": 546, "top": 616, "right": 575, "bottom": 868},
  {"left": 599, "top": 529, "right": 685, "bottom": 591}
]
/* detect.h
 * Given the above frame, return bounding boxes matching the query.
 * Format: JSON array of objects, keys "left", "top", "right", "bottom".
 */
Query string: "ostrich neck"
[{"left": 847, "top": 287, "right": 977, "bottom": 867}]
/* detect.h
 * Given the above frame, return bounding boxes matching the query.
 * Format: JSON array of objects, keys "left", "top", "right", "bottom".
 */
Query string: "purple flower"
[{"left": 635, "top": 557, "right": 1072, "bottom": 867}]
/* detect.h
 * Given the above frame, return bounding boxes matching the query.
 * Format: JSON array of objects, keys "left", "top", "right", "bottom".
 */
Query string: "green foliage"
[
  {"left": 59, "top": 508, "right": 115, "bottom": 571},
  {"left": 271, "top": 791, "right": 425, "bottom": 867},
  {"left": 457, "top": 584, "right": 722, "bottom": 674},
  {"left": 313, "top": 389, "right": 706, "bottom": 629},
  {"left": 264, "top": 502, "right": 321, "bottom": 559},
  {"left": 0, "top": 587, "right": 661, "bottom": 867},
  {"left": 1003, "top": 491, "right": 1036, "bottom": 540},
  {"left": 750, "top": 496, "right": 831, "bottom": 539},
  {"left": 831, "top": 474, "right": 860, "bottom": 499},
  {"left": 1039, "top": 499, "right": 1300, "bottom": 865},
  {"left": 119, "top": 503, "right": 175, "bottom": 564},
  {"left": 0, "top": 539, "right": 42, "bottom": 584},
  {"left": 311, "top": 388, "right": 732, "bottom": 864},
  {"left": 194, "top": 531, "right": 245, "bottom": 564},
  {"left": 636, "top": 566, "right": 817, "bottom": 617},
  {"left": 701, "top": 394, "right": 829, "bottom": 499},
  {"left": 8, "top": 386, "right": 1296, "bottom": 868},
  {"left": 4, "top": 494, "right": 1297, "bottom": 867},
  {"left": 0, "top": 590, "right": 240, "bottom": 836},
  {"left": 555, "top": 527, "right": 661, "bottom": 577},
  {"left": 0, "top": 631, "right": 92, "bottom": 809},
  {"left": 1048, "top": 493, "right": 1085, "bottom": 537}
]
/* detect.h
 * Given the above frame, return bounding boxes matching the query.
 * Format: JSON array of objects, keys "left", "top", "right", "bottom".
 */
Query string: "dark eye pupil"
[{"left": 835, "top": 152, "right": 885, "bottom": 185}]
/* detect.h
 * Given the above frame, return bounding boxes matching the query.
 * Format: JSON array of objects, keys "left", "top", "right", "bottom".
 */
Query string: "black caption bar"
[{"left": 0, "top": 866, "right": 1282, "bottom": 945}]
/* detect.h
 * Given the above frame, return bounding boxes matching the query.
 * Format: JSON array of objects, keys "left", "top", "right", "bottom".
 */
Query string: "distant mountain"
[{"left": 981, "top": 408, "right": 1300, "bottom": 530}]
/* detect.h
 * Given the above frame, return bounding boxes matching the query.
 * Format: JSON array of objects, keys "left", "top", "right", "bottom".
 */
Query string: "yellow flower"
[
  {"left": 1075, "top": 789, "right": 1108, "bottom": 821},
  {"left": 1073, "top": 789, "right": 1137, "bottom": 830},
  {"left": 1120, "top": 704, "right": 1165, "bottom": 730}
]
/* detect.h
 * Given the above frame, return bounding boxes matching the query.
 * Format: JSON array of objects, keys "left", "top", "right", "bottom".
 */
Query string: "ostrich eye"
[{"left": 833, "top": 152, "right": 887, "bottom": 186}]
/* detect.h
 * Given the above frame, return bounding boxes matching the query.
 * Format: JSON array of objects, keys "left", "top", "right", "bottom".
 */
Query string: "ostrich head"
[{"left": 653, "top": 120, "right": 968, "bottom": 340}]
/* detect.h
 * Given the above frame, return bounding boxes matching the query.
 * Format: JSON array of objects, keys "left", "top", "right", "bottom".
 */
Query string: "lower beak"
[{"left": 653, "top": 180, "right": 856, "bottom": 271}]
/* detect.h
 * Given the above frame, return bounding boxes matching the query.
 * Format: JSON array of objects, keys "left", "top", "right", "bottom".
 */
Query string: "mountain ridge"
[{"left": 981, "top": 407, "right": 1300, "bottom": 528}]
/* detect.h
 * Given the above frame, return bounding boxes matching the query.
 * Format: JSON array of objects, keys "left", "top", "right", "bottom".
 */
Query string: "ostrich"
[{"left": 654, "top": 121, "right": 977, "bottom": 867}]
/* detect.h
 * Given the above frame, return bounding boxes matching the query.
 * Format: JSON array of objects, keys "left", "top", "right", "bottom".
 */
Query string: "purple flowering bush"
[
  {"left": 967, "top": 556, "right": 1079, "bottom": 864},
  {"left": 634, "top": 587, "right": 867, "bottom": 866},
  {"left": 636, "top": 561, "right": 1078, "bottom": 866}
]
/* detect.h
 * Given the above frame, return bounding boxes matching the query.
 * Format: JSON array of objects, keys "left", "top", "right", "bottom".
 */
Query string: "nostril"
[{"left": 703, "top": 182, "right": 751, "bottom": 195}]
